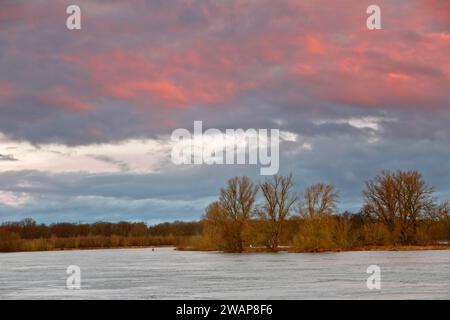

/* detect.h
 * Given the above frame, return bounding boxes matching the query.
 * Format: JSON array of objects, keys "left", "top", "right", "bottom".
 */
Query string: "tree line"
[
  {"left": 0, "top": 220, "right": 202, "bottom": 252},
  {"left": 187, "top": 170, "right": 450, "bottom": 252}
]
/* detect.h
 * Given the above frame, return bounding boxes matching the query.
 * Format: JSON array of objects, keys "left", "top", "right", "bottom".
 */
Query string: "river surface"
[{"left": 0, "top": 247, "right": 449, "bottom": 299}]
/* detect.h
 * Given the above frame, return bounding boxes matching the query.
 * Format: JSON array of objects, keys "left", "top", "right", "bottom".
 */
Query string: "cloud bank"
[{"left": 0, "top": 0, "right": 449, "bottom": 223}]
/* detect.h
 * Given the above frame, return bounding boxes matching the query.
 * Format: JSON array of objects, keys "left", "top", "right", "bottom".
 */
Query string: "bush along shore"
[{"left": 1, "top": 170, "right": 450, "bottom": 254}]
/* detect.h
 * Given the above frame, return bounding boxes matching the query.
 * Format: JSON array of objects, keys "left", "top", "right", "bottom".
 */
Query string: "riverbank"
[
  {"left": 0, "top": 244, "right": 174, "bottom": 254},
  {"left": 3, "top": 244, "right": 450, "bottom": 254},
  {"left": 176, "top": 244, "right": 450, "bottom": 253},
  {"left": 345, "top": 244, "right": 450, "bottom": 252},
  {"left": 2, "top": 238, "right": 450, "bottom": 254},
  {"left": 0, "top": 235, "right": 184, "bottom": 253}
]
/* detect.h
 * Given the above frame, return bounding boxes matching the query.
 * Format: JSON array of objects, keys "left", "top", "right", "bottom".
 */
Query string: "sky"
[{"left": 0, "top": 0, "right": 449, "bottom": 224}]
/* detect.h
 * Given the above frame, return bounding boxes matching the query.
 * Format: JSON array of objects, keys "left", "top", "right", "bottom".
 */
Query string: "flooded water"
[{"left": 0, "top": 248, "right": 449, "bottom": 299}]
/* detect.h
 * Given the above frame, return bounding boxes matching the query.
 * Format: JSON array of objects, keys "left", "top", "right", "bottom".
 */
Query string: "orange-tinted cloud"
[
  {"left": 1, "top": 0, "right": 449, "bottom": 143},
  {"left": 63, "top": 47, "right": 241, "bottom": 108},
  {"left": 305, "top": 35, "right": 327, "bottom": 55},
  {"left": 0, "top": 82, "right": 15, "bottom": 101},
  {"left": 58, "top": 0, "right": 448, "bottom": 112},
  {"left": 39, "top": 86, "right": 92, "bottom": 112}
]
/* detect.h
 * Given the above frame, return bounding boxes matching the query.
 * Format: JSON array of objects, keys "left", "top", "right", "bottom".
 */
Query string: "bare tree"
[
  {"left": 429, "top": 201, "right": 450, "bottom": 221},
  {"left": 362, "top": 172, "right": 398, "bottom": 233},
  {"left": 363, "top": 170, "right": 434, "bottom": 244},
  {"left": 299, "top": 183, "right": 340, "bottom": 218},
  {"left": 218, "top": 176, "right": 258, "bottom": 252},
  {"left": 202, "top": 201, "right": 226, "bottom": 249},
  {"left": 257, "top": 174, "right": 297, "bottom": 250}
]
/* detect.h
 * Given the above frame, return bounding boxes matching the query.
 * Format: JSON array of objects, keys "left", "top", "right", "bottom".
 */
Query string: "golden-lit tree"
[
  {"left": 363, "top": 170, "right": 434, "bottom": 244},
  {"left": 201, "top": 201, "right": 227, "bottom": 250},
  {"left": 257, "top": 174, "right": 297, "bottom": 250},
  {"left": 294, "top": 183, "right": 340, "bottom": 251},
  {"left": 299, "top": 183, "right": 340, "bottom": 218},
  {"left": 218, "top": 176, "right": 258, "bottom": 252}
]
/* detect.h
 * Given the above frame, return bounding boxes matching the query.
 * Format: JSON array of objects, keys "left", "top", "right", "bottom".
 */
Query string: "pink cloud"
[
  {"left": 39, "top": 86, "right": 92, "bottom": 112},
  {"left": 5, "top": 0, "right": 449, "bottom": 114},
  {"left": 63, "top": 46, "right": 241, "bottom": 108},
  {"left": 0, "top": 82, "right": 15, "bottom": 101},
  {"left": 304, "top": 35, "right": 327, "bottom": 55}
]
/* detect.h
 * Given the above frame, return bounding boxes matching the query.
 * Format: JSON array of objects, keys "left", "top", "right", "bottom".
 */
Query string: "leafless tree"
[
  {"left": 430, "top": 201, "right": 450, "bottom": 221},
  {"left": 299, "top": 183, "right": 340, "bottom": 218},
  {"left": 363, "top": 170, "right": 434, "bottom": 244},
  {"left": 362, "top": 171, "right": 398, "bottom": 233},
  {"left": 257, "top": 174, "right": 298, "bottom": 250},
  {"left": 218, "top": 176, "right": 258, "bottom": 252}
]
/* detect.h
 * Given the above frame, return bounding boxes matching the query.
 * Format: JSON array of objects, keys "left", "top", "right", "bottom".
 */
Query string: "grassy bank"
[
  {"left": 0, "top": 219, "right": 202, "bottom": 253},
  {"left": 176, "top": 244, "right": 450, "bottom": 253},
  {"left": 0, "top": 235, "right": 184, "bottom": 253}
]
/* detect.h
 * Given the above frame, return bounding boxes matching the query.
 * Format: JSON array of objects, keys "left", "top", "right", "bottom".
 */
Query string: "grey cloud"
[
  {"left": 2, "top": 130, "right": 450, "bottom": 223},
  {"left": 0, "top": 154, "right": 18, "bottom": 161},
  {"left": 87, "top": 154, "right": 131, "bottom": 172}
]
